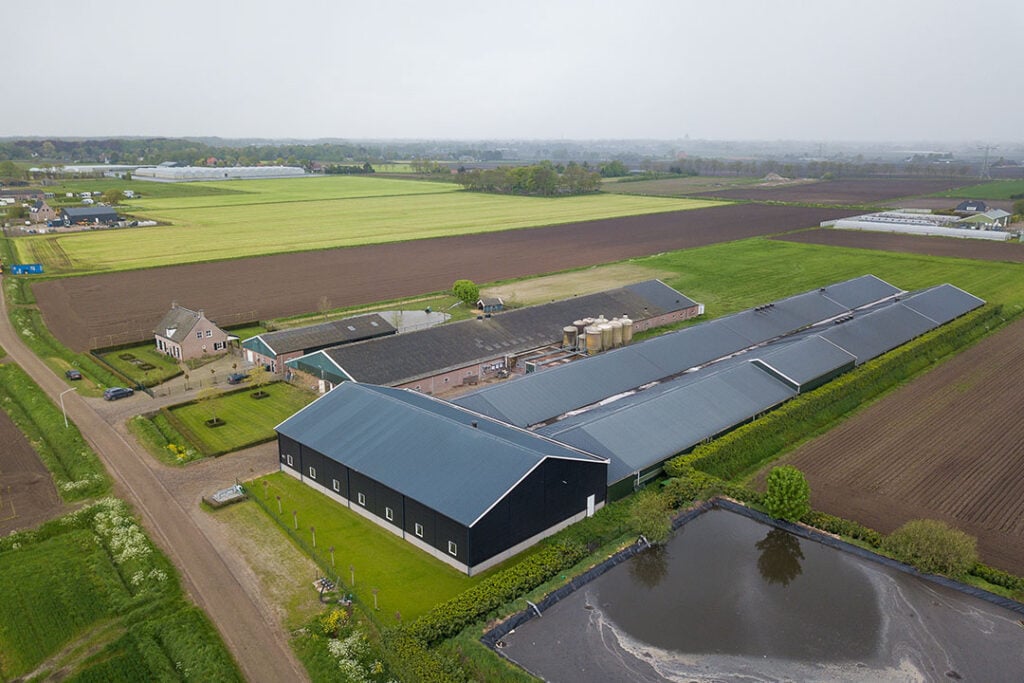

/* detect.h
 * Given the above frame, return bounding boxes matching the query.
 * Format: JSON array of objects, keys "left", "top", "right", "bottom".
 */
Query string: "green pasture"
[
  {"left": 15, "top": 177, "right": 723, "bottom": 273},
  {"left": 247, "top": 472, "right": 515, "bottom": 625},
  {"left": 635, "top": 237, "right": 1024, "bottom": 316},
  {"left": 99, "top": 343, "right": 182, "bottom": 386},
  {"left": 931, "top": 179, "right": 1024, "bottom": 200},
  {"left": 29, "top": 176, "right": 246, "bottom": 202},
  {"left": 0, "top": 499, "right": 241, "bottom": 682},
  {"left": 602, "top": 175, "right": 765, "bottom": 196},
  {"left": 166, "top": 382, "right": 314, "bottom": 455}
]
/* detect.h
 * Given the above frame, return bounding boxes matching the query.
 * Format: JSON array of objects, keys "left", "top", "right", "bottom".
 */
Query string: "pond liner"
[{"left": 482, "top": 497, "right": 1024, "bottom": 652}]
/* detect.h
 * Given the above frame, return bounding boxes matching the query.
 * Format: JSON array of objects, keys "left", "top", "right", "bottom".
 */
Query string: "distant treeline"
[
  {"left": 323, "top": 162, "right": 375, "bottom": 175},
  {"left": 455, "top": 163, "right": 602, "bottom": 196}
]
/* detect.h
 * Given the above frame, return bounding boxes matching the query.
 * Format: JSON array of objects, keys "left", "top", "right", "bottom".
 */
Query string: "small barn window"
[
  {"left": 357, "top": 492, "right": 366, "bottom": 506},
  {"left": 308, "top": 466, "right": 316, "bottom": 479},
  {"left": 448, "top": 541, "right": 458, "bottom": 556},
  {"left": 332, "top": 479, "right": 340, "bottom": 492},
  {"left": 385, "top": 507, "right": 394, "bottom": 521},
  {"left": 414, "top": 523, "right": 424, "bottom": 538}
]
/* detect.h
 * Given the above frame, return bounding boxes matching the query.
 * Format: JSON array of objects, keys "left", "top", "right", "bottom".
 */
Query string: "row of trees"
[
  {"left": 323, "top": 162, "right": 375, "bottom": 175},
  {"left": 455, "top": 162, "right": 601, "bottom": 196}
]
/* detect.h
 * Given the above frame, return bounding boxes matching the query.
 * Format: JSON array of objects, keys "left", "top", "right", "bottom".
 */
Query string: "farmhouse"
[
  {"left": 61, "top": 206, "right": 119, "bottom": 226},
  {"left": 242, "top": 314, "right": 395, "bottom": 374},
  {"left": 285, "top": 281, "right": 702, "bottom": 395},
  {"left": 275, "top": 382, "right": 608, "bottom": 575},
  {"left": 955, "top": 199, "right": 987, "bottom": 213},
  {"left": 153, "top": 304, "right": 232, "bottom": 361},
  {"left": 29, "top": 200, "right": 57, "bottom": 224}
]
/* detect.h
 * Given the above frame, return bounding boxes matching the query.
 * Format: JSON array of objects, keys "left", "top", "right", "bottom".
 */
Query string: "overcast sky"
[{"left": 7, "top": 0, "right": 1021, "bottom": 142}]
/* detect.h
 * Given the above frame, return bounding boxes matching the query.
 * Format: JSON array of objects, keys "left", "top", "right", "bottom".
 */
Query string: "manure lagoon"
[{"left": 498, "top": 509, "right": 1024, "bottom": 682}]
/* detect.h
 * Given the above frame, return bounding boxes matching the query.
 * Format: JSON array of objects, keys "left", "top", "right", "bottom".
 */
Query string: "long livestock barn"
[{"left": 276, "top": 275, "right": 984, "bottom": 568}]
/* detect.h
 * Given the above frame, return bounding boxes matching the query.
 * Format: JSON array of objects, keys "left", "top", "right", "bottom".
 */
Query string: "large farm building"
[{"left": 277, "top": 275, "right": 985, "bottom": 570}]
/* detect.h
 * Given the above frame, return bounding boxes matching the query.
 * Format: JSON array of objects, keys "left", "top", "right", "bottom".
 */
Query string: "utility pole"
[{"left": 978, "top": 144, "right": 997, "bottom": 180}]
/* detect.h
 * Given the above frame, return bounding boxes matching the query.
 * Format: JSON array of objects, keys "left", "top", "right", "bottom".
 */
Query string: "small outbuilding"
[
  {"left": 242, "top": 314, "right": 395, "bottom": 374},
  {"left": 476, "top": 296, "right": 504, "bottom": 313},
  {"left": 276, "top": 382, "right": 608, "bottom": 575},
  {"left": 955, "top": 199, "right": 987, "bottom": 213},
  {"left": 153, "top": 304, "right": 231, "bottom": 361}
]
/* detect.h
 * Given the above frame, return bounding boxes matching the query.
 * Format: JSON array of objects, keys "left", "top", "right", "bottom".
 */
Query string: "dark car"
[
  {"left": 227, "top": 372, "right": 249, "bottom": 385},
  {"left": 65, "top": 369, "right": 83, "bottom": 380},
  {"left": 103, "top": 387, "right": 134, "bottom": 401}
]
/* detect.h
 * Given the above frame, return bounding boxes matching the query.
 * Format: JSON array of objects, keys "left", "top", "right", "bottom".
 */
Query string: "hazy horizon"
[{"left": 8, "top": 0, "right": 1022, "bottom": 143}]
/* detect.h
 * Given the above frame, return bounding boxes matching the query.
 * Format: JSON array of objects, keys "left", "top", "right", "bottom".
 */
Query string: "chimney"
[{"left": 471, "top": 421, "right": 478, "bottom": 428}]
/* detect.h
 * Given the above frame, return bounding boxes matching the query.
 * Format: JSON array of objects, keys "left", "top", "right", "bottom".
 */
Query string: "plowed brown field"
[
  {"left": 776, "top": 229, "right": 1024, "bottom": 263},
  {"left": 33, "top": 204, "right": 849, "bottom": 351},
  {"left": 757, "top": 316, "right": 1024, "bottom": 574},
  {"left": 699, "top": 178, "right": 977, "bottom": 204},
  {"left": 0, "top": 404, "right": 65, "bottom": 534}
]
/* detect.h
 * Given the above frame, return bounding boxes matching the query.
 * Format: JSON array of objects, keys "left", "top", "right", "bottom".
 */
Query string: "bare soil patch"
[
  {"left": 752, "top": 317, "right": 1024, "bottom": 574},
  {"left": 776, "top": 229, "right": 1024, "bottom": 263},
  {"left": 34, "top": 204, "right": 849, "bottom": 351},
  {"left": 698, "top": 178, "right": 979, "bottom": 205},
  {"left": 0, "top": 407, "right": 66, "bottom": 535}
]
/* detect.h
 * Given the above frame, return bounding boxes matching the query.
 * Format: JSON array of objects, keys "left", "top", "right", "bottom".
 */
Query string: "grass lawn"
[
  {"left": 247, "top": 472, "right": 526, "bottom": 626},
  {"left": 99, "top": 343, "right": 182, "bottom": 386},
  {"left": 167, "top": 382, "right": 314, "bottom": 455},
  {"left": 636, "top": 237, "right": 1024, "bottom": 316},
  {"left": 930, "top": 179, "right": 1024, "bottom": 200},
  {"left": 16, "top": 175, "right": 723, "bottom": 273}
]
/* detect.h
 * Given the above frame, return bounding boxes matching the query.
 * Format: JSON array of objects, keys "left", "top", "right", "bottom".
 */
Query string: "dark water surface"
[{"left": 499, "top": 509, "right": 1024, "bottom": 682}]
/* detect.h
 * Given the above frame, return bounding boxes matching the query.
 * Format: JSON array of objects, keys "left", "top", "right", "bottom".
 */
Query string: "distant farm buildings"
[
  {"left": 132, "top": 165, "right": 307, "bottom": 182},
  {"left": 61, "top": 206, "right": 120, "bottom": 226},
  {"left": 276, "top": 275, "right": 985, "bottom": 566},
  {"left": 822, "top": 210, "right": 1017, "bottom": 241}
]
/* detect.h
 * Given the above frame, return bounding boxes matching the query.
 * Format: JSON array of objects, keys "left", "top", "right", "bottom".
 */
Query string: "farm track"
[
  {"left": 774, "top": 229, "right": 1024, "bottom": 263},
  {"left": 759, "top": 316, "right": 1024, "bottom": 574},
  {"left": 33, "top": 204, "right": 851, "bottom": 351}
]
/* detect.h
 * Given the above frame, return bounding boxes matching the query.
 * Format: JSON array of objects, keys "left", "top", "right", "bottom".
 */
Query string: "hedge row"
[
  {"left": 381, "top": 631, "right": 467, "bottom": 683},
  {"left": 666, "top": 304, "right": 1009, "bottom": 482},
  {"left": 404, "top": 540, "right": 587, "bottom": 647}
]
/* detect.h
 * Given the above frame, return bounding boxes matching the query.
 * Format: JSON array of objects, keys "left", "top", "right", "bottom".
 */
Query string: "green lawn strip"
[
  {"left": 23, "top": 193, "right": 722, "bottom": 274},
  {"left": 97, "top": 343, "right": 182, "bottom": 386},
  {"left": 0, "top": 499, "right": 242, "bottom": 682},
  {"left": 247, "top": 472, "right": 520, "bottom": 625},
  {"left": 165, "top": 382, "right": 314, "bottom": 456},
  {"left": 223, "top": 322, "right": 268, "bottom": 341},
  {"left": 127, "top": 413, "right": 201, "bottom": 466},
  {"left": 0, "top": 362, "right": 110, "bottom": 500},
  {"left": 930, "top": 179, "right": 1024, "bottom": 200},
  {"left": 7, "top": 306, "right": 120, "bottom": 396}
]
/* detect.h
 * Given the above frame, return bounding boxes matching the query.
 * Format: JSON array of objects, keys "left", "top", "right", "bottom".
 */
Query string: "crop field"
[
  {"left": 0, "top": 407, "right": 64, "bottom": 535},
  {"left": 757, "top": 316, "right": 1024, "bottom": 575},
  {"left": 0, "top": 498, "right": 241, "bottom": 681},
  {"left": 693, "top": 178, "right": 980, "bottom": 204},
  {"left": 15, "top": 175, "right": 721, "bottom": 273},
  {"left": 930, "top": 179, "right": 1024, "bottom": 200},
  {"left": 166, "top": 382, "right": 314, "bottom": 455},
  {"left": 31, "top": 203, "right": 849, "bottom": 351},
  {"left": 602, "top": 175, "right": 772, "bottom": 196}
]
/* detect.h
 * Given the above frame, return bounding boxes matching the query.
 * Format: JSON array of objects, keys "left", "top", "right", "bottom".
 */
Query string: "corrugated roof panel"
[
  {"left": 818, "top": 274, "right": 902, "bottom": 309},
  {"left": 820, "top": 304, "right": 936, "bottom": 363},
  {"left": 900, "top": 284, "right": 984, "bottom": 325},
  {"left": 752, "top": 335, "right": 857, "bottom": 386},
  {"left": 716, "top": 292, "right": 847, "bottom": 342}
]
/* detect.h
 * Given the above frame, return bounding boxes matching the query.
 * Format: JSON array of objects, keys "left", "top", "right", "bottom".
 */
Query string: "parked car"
[
  {"left": 103, "top": 387, "right": 134, "bottom": 401},
  {"left": 65, "top": 369, "right": 82, "bottom": 380},
  {"left": 227, "top": 372, "right": 249, "bottom": 385}
]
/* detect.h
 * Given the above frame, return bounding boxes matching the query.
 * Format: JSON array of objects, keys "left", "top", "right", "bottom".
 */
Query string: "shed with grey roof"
[
  {"left": 275, "top": 382, "right": 608, "bottom": 575},
  {"left": 242, "top": 314, "right": 395, "bottom": 373}
]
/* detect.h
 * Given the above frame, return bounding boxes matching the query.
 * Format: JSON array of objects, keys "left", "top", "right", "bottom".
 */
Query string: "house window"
[
  {"left": 332, "top": 479, "right": 340, "bottom": 492},
  {"left": 357, "top": 492, "right": 366, "bottom": 506},
  {"left": 196, "top": 331, "right": 203, "bottom": 339},
  {"left": 448, "top": 541, "right": 458, "bottom": 557},
  {"left": 213, "top": 341, "right": 225, "bottom": 351},
  {"left": 286, "top": 454, "right": 293, "bottom": 466},
  {"left": 385, "top": 507, "right": 394, "bottom": 521},
  {"left": 414, "top": 523, "right": 424, "bottom": 538},
  {"left": 308, "top": 466, "right": 316, "bottom": 479},
  {"left": 205, "top": 329, "right": 213, "bottom": 338}
]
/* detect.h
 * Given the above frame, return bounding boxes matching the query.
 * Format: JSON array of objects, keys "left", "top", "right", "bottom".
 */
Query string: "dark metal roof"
[
  {"left": 750, "top": 335, "right": 857, "bottom": 388},
  {"left": 61, "top": 206, "right": 119, "bottom": 220},
  {"left": 275, "top": 383, "right": 606, "bottom": 527},
  {"left": 455, "top": 275, "right": 900, "bottom": 427},
  {"left": 244, "top": 314, "right": 395, "bottom": 357},
  {"left": 538, "top": 362, "right": 796, "bottom": 484},
  {"left": 315, "top": 280, "right": 697, "bottom": 386},
  {"left": 899, "top": 284, "right": 985, "bottom": 325}
]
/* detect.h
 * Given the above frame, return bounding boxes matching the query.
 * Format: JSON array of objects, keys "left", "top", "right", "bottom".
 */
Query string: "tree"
[
  {"left": 1013, "top": 199, "right": 1024, "bottom": 219},
  {"left": 452, "top": 279, "right": 479, "bottom": 307},
  {"left": 196, "top": 386, "right": 222, "bottom": 426},
  {"left": 101, "top": 189, "right": 121, "bottom": 205},
  {"left": 248, "top": 365, "right": 271, "bottom": 398},
  {"left": 599, "top": 160, "right": 629, "bottom": 177},
  {"left": 882, "top": 519, "right": 977, "bottom": 577},
  {"left": 628, "top": 489, "right": 674, "bottom": 545},
  {"left": 763, "top": 465, "right": 810, "bottom": 521}
]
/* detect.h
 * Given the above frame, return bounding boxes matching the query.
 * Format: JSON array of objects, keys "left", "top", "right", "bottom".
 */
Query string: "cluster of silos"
[{"left": 563, "top": 314, "right": 633, "bottom": 354}]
